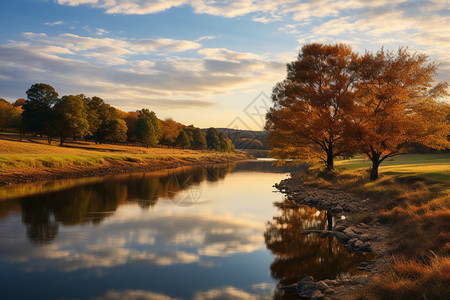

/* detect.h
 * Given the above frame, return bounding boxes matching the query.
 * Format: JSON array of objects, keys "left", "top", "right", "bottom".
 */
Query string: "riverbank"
[
  {"left": 275, "top": 153, "right": 450, "bottom": 300},
  {"left": 0, "top": 138, "right": 248, "bottom": 186},
  {"left": 276, "top": 174, "right": 393, "bottom": 299}
]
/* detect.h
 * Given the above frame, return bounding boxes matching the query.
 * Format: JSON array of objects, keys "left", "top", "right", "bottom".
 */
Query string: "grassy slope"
[
  {"left": 317, "top": 153, "right": 450, "bottom": 299},
  {"left": 0, "top": 135, "right": 246, "bottom": 170}
]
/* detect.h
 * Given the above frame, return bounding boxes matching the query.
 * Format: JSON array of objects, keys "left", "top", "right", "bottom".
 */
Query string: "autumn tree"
[
  {"left": 266, "top": 43, "right": 358, "bottom": 170},
  {"left": 136, "top": 109, "right": 160, "bottom": 148},
  {"left": 123, "top": 111, "right": 140, "bottom": 144},
  {"left": 0, "top": 98, "right": 13, "bottom": 129},
  {"left": 192, "top": 127, "right": 207, "bottom": 150},
  {"left": 22, "top": 83, "right": 59, "bottom": 143},
  {"left": 176, "top": 130, "right": 191, "bottom": 149},
  {"left": 353, "top": 48, "right": 449, "bottom": 181},
  {"left": 82, "top": 96, "right": 127, "bottom": 144},
  {"left": 206, "top": 127, "right": 221, "bottom": 150},
  {"left": 13, "top": 98, "right": 26, "bottom": 107},
  {"left": 159, "top": 118, "right": 183, "bottom": 147},
  {"left": 7, "top": 106, "right": 24, "bottom": 141},
  {"left": 205, "top": 127, "right": 234, "bottom": 152},
  {"left": 53, "top": 95, "right": 89, "bottom": 146}
]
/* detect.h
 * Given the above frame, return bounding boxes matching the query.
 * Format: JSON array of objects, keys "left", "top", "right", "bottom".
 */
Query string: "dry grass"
[
  {"left": 364, "top": 255, "right": 450, "bottom": 300},
  {"left": 302, "top": 153, "right": 450, "bottom": 299}
]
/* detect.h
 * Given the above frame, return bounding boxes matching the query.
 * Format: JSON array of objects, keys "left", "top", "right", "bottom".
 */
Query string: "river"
[{"left": 0, "top": 160, "right": 372, "bottom": 299}]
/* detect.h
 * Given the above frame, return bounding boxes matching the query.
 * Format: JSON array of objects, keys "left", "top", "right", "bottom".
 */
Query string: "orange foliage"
[
  {"left": 353, "top": 48, "right": 450, "bottom": 180},
  {"left": 159, "top": 118, "right": 184, "bottom": 147},
  {"left": 266, "top": 43, "right": 358, "bottom": 170}
]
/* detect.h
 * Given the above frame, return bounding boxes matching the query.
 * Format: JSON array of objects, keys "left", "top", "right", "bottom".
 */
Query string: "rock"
[
  {"left": 354, "top": 240, "right": 372, "bottom": 251},
  {"left": 352, "top": 227, "right": 364, "bottom": 234},
  {"left": 354, "top": 239, "right": 364, "bottom": 249},
  {"left": 333, "top": 232, "right": 350, "bottom": 242},
  {"left": 298, "top": 286, "right": 315, "bottom": 298},
  {"left": 322, "top": 279, "right": 338, "bottom": 286},
  {"left": 352, "top": 276, "right": 370, "bottom": 285},
  {"left": 344, "top": 227, "right": 356, "bottom": 236},
  {"left": 324, "top": 287, "right": 336, "bottom": 294},
  {"left": 311, "top": 290, "right": 324, "bottom": 300},
  {"left": 298, "top": 276, "right": 314, "bottom": 288},
  {"left": 315, "top": 281, "right": 329, "bottom": 291},
  {"left": 348, "top": 238, "right": 358, "bottom": 248},
  {"left": 334, "top": 225, "right": 346, "bottom": 232},
  {"left": 360, "top": 233, "right": 371, "bottom": 241},
  {"left": 280, "top": 284, "right": 297, "bottom": 291}
]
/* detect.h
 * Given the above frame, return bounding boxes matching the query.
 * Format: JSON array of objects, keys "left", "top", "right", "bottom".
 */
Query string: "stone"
[
  {"left": 280, "top": 284, "right": 297, "bottom": 291},
  {"left": 311, "top": 290, "right": 325, "bottom": 300},
  {"left": 322, "top": 279, "right": 338, "bottom": 286},
  {"left": 360, "top": 233, "right": 371, "bottom": 242},
  {"left": 333, "top": 232, "right": 350, "bottom": 242},
  {"left": 343, "top": 227, "right": 356, "bottom": 236},
  {"left": 298, "top": 286, "right": 315, "bottom": 298},
  {"left": 359, "top": 242, "right": 372, "bottom": 252},
  {"left": 352, "top": 276, "right": 370, "bottom": 285},
  {"left": 354, "top": 239, "right": 364, "bottom": 248},
  {"left": 298, "top": 276, "right": 314, "bottom": 289},
  {"left": 334, "top": 225, "right": 346, "bottom": 232},
  {"left": 315, "top": 281, "right": 329, "bottom": 290},
  {"left": 348, "top": 238, "right": 358, "bottom": 248}
]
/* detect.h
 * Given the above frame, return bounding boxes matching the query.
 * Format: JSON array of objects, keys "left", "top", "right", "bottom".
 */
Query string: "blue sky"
[{"left": 1, "top": 0, "right": 449, "bottom": 129}]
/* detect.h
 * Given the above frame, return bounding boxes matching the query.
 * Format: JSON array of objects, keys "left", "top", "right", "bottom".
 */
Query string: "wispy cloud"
[{"left": 44, "top": 20, "right": 64, "bottom": 26}]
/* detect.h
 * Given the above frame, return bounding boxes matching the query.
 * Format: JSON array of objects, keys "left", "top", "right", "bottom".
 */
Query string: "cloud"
[
  {"left": 44, "top": 20, "right": 64, "bottom": 26},
  {"left": 0, "top": 207, "right": 266, "bottom": 272},
  {"left": 193, "top": 286, "right": 272, "bottom": 300},
  {"left": 0, "top": 32, "right": 284, "bottom": 110},
  {"left": 92, "top": 289, "right": 179, "bottom": 300},
  {"left": 56, "top": 0, "right": 188, "bottom": 15}
]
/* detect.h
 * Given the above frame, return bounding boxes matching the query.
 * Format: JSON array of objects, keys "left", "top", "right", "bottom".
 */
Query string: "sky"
[{"left": 1, "top": 0, "right": 449, "bottom": 130}]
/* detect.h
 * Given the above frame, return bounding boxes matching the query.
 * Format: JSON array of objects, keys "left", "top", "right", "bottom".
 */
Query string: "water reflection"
[
  {"left": 0, "top": 161, "right": 371, "bottom": 300},
  {"left": 0, "top": 164, "right": 236, "bottom": 244},
  {"left": 264, "top": 198, "right": 375, "bottom": 289}
]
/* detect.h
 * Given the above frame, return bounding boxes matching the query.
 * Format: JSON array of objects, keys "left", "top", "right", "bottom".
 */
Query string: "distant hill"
[{"left": 216, "top": 128, "right": 269, "bottom": 149}]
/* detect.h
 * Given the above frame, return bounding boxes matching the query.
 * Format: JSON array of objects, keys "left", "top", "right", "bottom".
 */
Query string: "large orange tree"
[
  {"left": 266, "top": 43, "right": 358, "bottom": 170},
  {"left": 353, "top": 48, "right": 449, "bottom": 181}
]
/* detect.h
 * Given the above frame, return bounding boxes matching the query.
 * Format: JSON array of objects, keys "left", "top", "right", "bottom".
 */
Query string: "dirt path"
[{"left": 276, "top": 172, "right": 392, "bottom": 299}]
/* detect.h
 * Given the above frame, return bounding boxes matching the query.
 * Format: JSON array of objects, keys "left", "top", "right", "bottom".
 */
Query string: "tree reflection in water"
[
  {"left": 1, "top": 164, "right": 236, "bottom": 244},
  {"left": 264, "top": 198, "right": 375, "bottom": 298}
]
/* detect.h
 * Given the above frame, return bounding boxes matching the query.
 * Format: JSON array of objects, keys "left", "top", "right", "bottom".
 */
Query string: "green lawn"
[{"left": 336, "top": 153, "right": 450, "bottom": 183}]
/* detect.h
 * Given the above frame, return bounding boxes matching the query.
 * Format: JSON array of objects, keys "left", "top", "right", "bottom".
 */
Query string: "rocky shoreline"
[{"left": 274, "top": 172, "right": 392, "bottom": 299}]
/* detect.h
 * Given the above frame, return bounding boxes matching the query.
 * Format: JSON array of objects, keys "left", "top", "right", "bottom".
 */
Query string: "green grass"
[{"left": 0, "top": 154, "right": 106, "bottom": 169}]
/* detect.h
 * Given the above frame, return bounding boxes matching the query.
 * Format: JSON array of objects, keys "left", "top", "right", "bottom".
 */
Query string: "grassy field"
[
  {"left": 0, "top": 134, "right": 248, "bottom": 191},
  {"left": 304, "top": 153, "right": 450, "bottom": 299},
  {"left": 0, "top": 134, "right": 247, "bottom": 171}
]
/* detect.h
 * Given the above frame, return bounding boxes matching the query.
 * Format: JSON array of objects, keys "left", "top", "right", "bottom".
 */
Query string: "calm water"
[{"left": 0, "top": 160, "right": 372, "bottom": 300}]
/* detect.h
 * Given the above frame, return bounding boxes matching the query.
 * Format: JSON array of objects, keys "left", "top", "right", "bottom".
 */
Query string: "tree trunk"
[
  {"left": 370, "top": 153, "right": 381, "bottom": 181},
  {"left": 60, "top": 135, "right": 64, "bottom": 146},
  {"left": 326, "top": 143, "right": 334, "bottom": 170}
]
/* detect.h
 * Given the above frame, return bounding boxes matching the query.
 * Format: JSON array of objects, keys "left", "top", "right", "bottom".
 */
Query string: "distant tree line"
[{"left": 0, "top": 83, "right": 234, "bottom": 152}]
